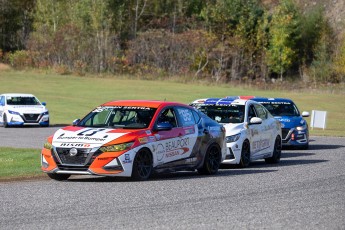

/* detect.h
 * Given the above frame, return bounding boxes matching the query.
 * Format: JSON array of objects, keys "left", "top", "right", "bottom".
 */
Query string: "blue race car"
[{"left": 251, "top": 97, "right": 310, "bottom": 149}]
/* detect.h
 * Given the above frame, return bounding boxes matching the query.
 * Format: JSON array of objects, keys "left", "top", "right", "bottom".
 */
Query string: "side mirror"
[
  {"left": 155, "top": 122, "right": 173, "bottom": 131},
  {"left": 249, "top": 117, "right": 262, "bottom": 125},
  {"left": 301, "top": 111, "right": 310, "bottom": 117},
  {"left": 72, "top": 119, "right": 80, "bottom": 126},
  {"left": 42, "top": 102, "right": 47, "bottom": 106}
]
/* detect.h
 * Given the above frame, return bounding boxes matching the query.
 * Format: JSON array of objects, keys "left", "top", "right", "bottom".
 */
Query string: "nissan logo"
[{"left": 69, "top": 148, "right": 78, "bottom": 157}]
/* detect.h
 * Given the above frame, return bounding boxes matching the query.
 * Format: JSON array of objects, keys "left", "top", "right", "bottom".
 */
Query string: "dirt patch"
[{"left": 0, "top": 63, "right": 11, "bottom": 71}]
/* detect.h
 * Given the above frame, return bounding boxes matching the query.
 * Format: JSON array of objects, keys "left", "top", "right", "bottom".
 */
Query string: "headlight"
[
  {"left": 100, "top": 142, "right": 134, "bottom": 153},
  {"left": 42, "top": 111, "right": 49, "bottom": 115},
  {"left": 296, "top": 125, "right": 307, "bottom": 131},
  {"left": 226, "top": 133, "right": 241, "bottom": 143},
  {"left": 8, "top": 110, "right": 20, "bottom": 115},
  {"left": 43, "top": 141, "right": 53, "bottom": 150}
]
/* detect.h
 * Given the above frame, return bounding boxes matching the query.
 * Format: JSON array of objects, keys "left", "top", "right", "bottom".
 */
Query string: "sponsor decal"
[
  {"left": 138, "top": 137, "right": 149, "bottom": 144},
  {"left": 278, "top": 118, "right": 290, "bottom": 122},
  {"left": 250, "top": 129, "right": 259, "bottom": 136},
  {"left": 155, "top": 144, "right": 165, "bottom": 161},
  {"left": 183, "top": 127, "right": 195, "bottom": 135},
  {"left": 59, "top": 143, "right": 91, "bottom": 148},
  {"left": 154, "top": 134, "right": 161, "bottom": 141},
  {"left": 146, "top": 130, "right": 152, "bottom": 135},
  {"left": 252, "top": 139, "right": 270, "bottom": 152},
  {"left": 122, "top": 154, "right": 132, "bottom": 164}
]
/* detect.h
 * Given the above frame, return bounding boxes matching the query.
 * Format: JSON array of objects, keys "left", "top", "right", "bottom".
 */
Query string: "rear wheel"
[
  {"left": 198, "top": 144, "right": 221, "bottom": 175},
  {"left": 239, "top": 140, "right": 250, "bottom": 168},
  {"left": 131, "top": 148, "right": 153, "bottom": 181},
  {"left": 47, "top": 173, "right": 70, "bottom": 181},
  {"left": 265, "top": 136, "right": 282, "bottom": 164}
]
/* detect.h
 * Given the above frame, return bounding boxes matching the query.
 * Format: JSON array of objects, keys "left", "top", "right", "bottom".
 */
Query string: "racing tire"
[
  {"left": 197, "top": 144, "right": 221, "bottom": 175},
  {"left": 239, "top": 140, "right": 251, "bottom": 168},
  {"left": 47, "top": 173, "right": 71, "bottom": 181},
  {"left": 3, "top": 114, "right": 8, "bottom": 128},
  {"left": 265, "top": 136, "right": 282, "bottom": 164},
  {"left": 131, "top": 148, "right": 153, "bottom": 181}
]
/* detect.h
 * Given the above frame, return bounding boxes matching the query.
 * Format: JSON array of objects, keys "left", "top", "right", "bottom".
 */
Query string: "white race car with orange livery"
[
  {"left": 41, "top": 100, "right": 226, "bottom": 181},
  {"left": 190, "top": 97, "right": 282, "bottom": 167}
]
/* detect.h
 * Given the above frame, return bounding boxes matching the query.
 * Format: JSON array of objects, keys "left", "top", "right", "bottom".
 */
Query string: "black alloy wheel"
[
  {"left": 239, "top": 140, "right": 251, "bottom": 168},
  {"left": 198, "top": 144, "right": 221, "bottom": 175},
  {"left": 265, "top": 136, "right": 282, "bottom": 164},
  {"left": 3, "top": 114, "right": 8, "bottom": 128},
  {"left": 131, "top": 149, "right": 153, "bottom": 181}
]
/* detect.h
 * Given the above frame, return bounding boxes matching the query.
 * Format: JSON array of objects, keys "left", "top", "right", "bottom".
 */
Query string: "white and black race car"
[{"left": 191, "top": 97, "right": 282, "bottom": 167}]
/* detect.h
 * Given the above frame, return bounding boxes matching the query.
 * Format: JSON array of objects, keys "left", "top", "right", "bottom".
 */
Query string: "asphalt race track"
[{"left": 0, "top": 127, "right": 344, "bottom": 229}]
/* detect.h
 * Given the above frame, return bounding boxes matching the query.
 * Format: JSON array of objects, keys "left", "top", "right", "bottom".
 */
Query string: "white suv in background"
[{"left": 0, "top": 93, "right": 49, "bottom": 127}]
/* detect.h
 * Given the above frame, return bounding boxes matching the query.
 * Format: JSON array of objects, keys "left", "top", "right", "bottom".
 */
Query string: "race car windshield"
[
  {"left": 78, "top": 106, "right": 156, "bottom": 129},
  {"left": 6, "top": 96, "right": 41, "bottom": 106},
  {"left": 261, "top": 102, "right": 299, "bottom": 116},
  {"left": 194, "top": 104, "right": 245, "bottom": 123}
]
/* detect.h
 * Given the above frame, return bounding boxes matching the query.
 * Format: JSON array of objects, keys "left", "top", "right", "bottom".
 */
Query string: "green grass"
[
  {"left": 0, "top": 147, "right": 44, "bottom": 181},
  {"left": 0, "top": 69, "right": 344, "bottom": 136}
]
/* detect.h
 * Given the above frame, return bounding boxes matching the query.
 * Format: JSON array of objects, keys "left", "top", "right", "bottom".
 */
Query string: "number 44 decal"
[{"left": 77, "top": 128, "right": 106, "bottom": 136}]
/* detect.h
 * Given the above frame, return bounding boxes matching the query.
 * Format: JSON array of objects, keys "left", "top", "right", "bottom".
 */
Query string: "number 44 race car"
[{"left": 41, "top": 100, "right": 226, "bottom": 181}]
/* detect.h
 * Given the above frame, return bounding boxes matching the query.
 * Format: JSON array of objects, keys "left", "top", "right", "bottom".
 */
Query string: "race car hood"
[
  {"left": 6, "top": 105, "right": 47, "bottom": 114},
  {"left": 222, "top": 123, "right": 244, "bottom": 136},
  {"left": 52, "top": 126, "right": 134, "bottom": 148},
  {"left": 274, "top": 116, "right": 306, "bottom": 129}
]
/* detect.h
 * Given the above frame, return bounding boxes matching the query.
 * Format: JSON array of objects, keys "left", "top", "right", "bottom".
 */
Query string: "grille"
[
  {"left": 281, "top": 128, "right": 291, "bottom": 140},
  {"left": 55, "top": 148, "right": 92, "bottom": 165},
  {"left": 23, "top": 113, "right": 40, "bottom": 121}
]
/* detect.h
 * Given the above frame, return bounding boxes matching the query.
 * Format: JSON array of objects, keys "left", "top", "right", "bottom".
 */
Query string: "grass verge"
[{"left": 0, "top": 147, "right": 46, "bottom": 182}]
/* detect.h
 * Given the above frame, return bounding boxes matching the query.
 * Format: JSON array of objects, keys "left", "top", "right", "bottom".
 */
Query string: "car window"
[
  {"left": 254, "top": 104, "right": 267, "bottom": 120},
  {"left": 192, "top": 110, "right": 201, "bottom": 124},
  {"left": 157, "top": 108, "right": 177, "bottom": 127},
  {"left": 0, "top": 96, "right": 4, "bottom": 106},
  {"left": 6, "top": 96, "right": 40, "bottom": 105},
  {"left": 261, "top": 102, "right": 299, "bottom": 116},
  {"left": 176, "top": 107, "right": 196, "bottom": 127},
  {"left": 79, "top": 106, "right": 156, "bottom": 128},
  {"left": 193, "top": 104, "right": 244, "bottom": 124},
  {"left": 248, "top": 105, "right": 257, "bottom": 122}
]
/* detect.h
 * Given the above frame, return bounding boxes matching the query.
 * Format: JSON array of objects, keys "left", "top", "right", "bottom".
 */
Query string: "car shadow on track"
[{"left": 65, "top": 167, "right": 278, "bottom": 183}]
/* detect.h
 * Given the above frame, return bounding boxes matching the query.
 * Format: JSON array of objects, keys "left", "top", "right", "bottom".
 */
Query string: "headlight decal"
[{"left": 99, "top": 142, "right": 134, "bottom": 153}]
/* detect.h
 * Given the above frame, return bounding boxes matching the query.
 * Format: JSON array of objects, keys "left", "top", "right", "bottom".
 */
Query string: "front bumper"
[
  {"left": 41, "top": 147, "right": 135, "bottom": 177},
  {"left": 221, "top": 141, "right": 242, "bottom": 164},
  {"left": 282, "top": 128, "right": 309, "bottom": 146},
  {"left": 5, "top": 112, "right": 49, "bottom": 126}
]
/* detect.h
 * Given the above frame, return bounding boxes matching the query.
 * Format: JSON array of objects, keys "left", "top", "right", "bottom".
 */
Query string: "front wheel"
[
  {"left": 239, "top": 140, "right": 250, "bottom": 168},
  {"left": 3, "top": 114, "right": 8, "bottom": 128},
  {"left": 131, "top": 148, "right": 153, "bottom": 181},
  {"left": 265, "top": 136, "right": 282, "bottom": 164},
  {"left": 198, "top": 144, "right": 221, "bottom": 175},
  {"left": 47, "top": 173, "right": 71, "bottom": 181}
]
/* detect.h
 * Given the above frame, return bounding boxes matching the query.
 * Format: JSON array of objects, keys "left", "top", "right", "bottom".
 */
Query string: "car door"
[
  {"left": 151, "top": 107, "right": 187, "bottom": 165},
  {"left": 253, "top": 103, "right": 272, "bottom": 157},
  {"left": 246, "top": 103, "right": 263, "bottom": 157}
]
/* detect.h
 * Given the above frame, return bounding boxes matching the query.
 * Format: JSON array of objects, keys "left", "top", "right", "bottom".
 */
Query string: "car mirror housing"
[
  {"left": 72, "top": 119, "right": 80, "bottom": 126},
  {"left": 249, "top": 117, "right": 262, "bottom": 125},
  {"left": 42, "top": 102, "right": 47, "bottom": 106},
  {"left": 155, "top": 122, "right": 173, "bottom": 131},
  {"left": 302, "top": 111, "right": 310, "bottom": 117}
]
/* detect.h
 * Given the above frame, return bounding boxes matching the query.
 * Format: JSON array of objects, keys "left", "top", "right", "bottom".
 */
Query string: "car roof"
[
  {"left": 1, "top": 93, "right": 35, "bottom": 97},
  {"left": 101, "top": 100, "right": 187, "bottom": 108},
  {"left": 251, "top": 97, "right": 294, "bottom": 103},
  {"left": 191, "top": 98, "right": 249, "bottom": 106}
]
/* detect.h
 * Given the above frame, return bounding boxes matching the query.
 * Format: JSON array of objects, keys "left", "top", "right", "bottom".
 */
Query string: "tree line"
[{"left": 0, "top": 0, "right": 344, "bottom": 84}]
